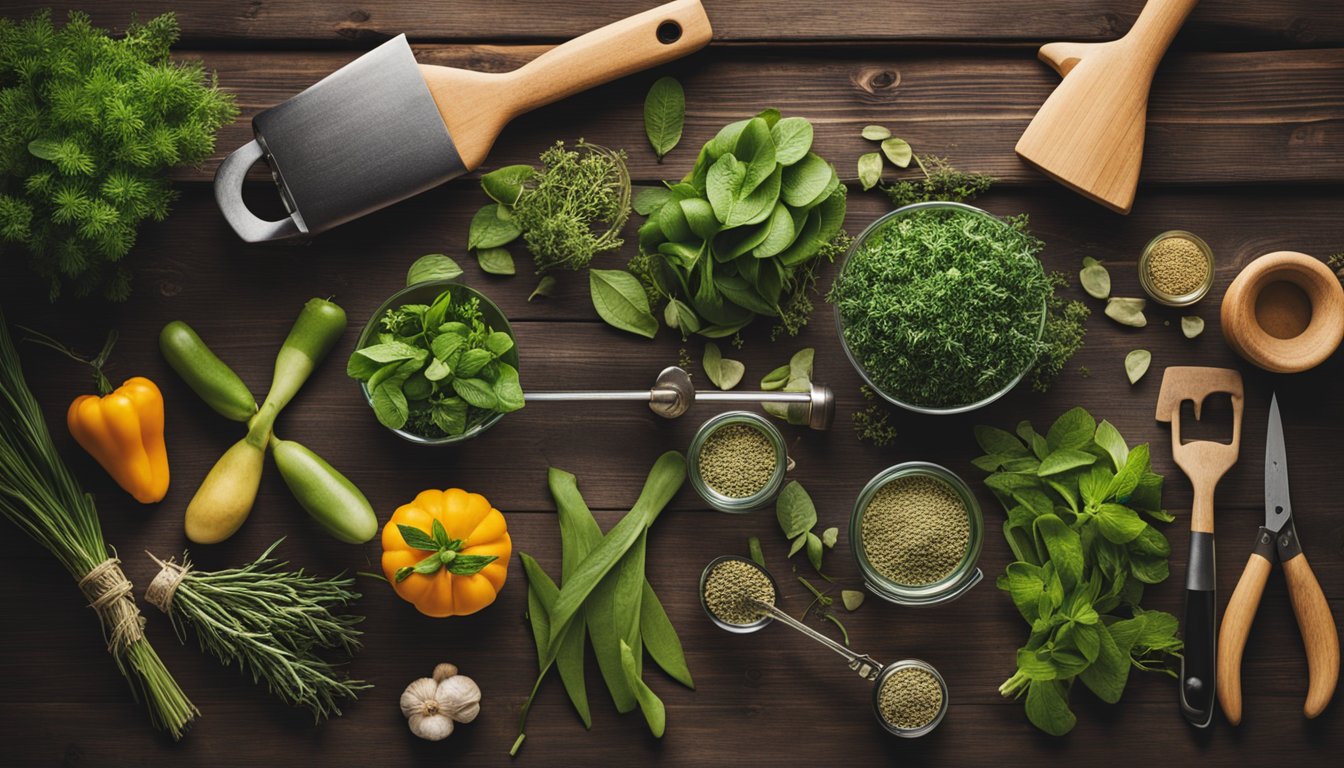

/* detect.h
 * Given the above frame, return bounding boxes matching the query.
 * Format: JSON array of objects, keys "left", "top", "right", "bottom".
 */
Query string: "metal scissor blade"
[{"left": 1265, "top": 393, "right": 1292, "bottom": 533}]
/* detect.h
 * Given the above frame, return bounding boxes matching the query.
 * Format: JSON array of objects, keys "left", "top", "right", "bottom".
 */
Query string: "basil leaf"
[
  {"left": 431, "top": 397, "right": 468, "bottom": 435},
  {"left": 1025, "top": 680, "right": 1077, "bottom": 736},
  {"left": 770, "top": 117, "right": 813, "bottom": 166},
  {"left": 755, "top": 107, "right": 781, "bottom": 127},
  {"left": 1092, "top": 420, "right": 1129, "bottom": 471},
  {"left": 664, "top": 298, "right": 701, "bottom": 340},
  {"left": 1037, "top": 449, "right": 1096, "bottom": 476},
  {"left": 452, "top": 377, "right": 498, "bottom": 410},
  {"left": 529, "top": 275, "right": 558, "bottom": 302},
  {"left": 761, "top": 364, "right": 790, "bottom": 391},
  {"left": 397, "top": 523, "right": 440, "bottom": 552},
  {"left": 493, "top": 362, "right": 525, "bottom": 412},
  {"left": 406, "top": 253, "right": 463, "bottom": 286},
  {"left": 975, "top": 425, "right": 1029, "bottom": 457},
  {"left": 805, "top": 531, "right": 824, "bottom": 572},
  {"left": 1181, "top": 315, "right": 1205, "bottom": 338},
  {"left": 1124, "top": 349, "right": 1151, "bottom": 385},
  {"left": 456, "top": 348, "right": 493, "bottom": 378},
  {"left": 733, "top": 117, "right": 777, "bottom": 194},
  {"left": 702, "top": 342, "right": 744, "bottom": 390},
  {"left": 445, "top": 553, "right": 498, "bottom": 576},
  {"left": 477, "top": 246, "right": 516, "bottom": 275},
  {"left": 752, "top": 202, "right": 796, "bottom": 259},
  {"left": 1096, "top": 503, "right": 1148, "bottom": 544},
  {"left": 431, "top": 332, "right": 464, "bottom": 362},
  {"left": 590, "top": 268, "right": 659, "bottom": 339},
  {"left": 841, "top": 590, "right": 864, "bottom": 611},
  {"left": 356, "top": 341, "right": 425, "bottom": 364},
  {"left": 787, "top": 533, "right": 807, "bottom": 558},
  {"left": 776, "top": 480, "right": 817, "bottom": 539},
  {"left": 467, "top": 203, "right": 522, "bottom": 249},
  {"left": 371, "top": 381, "right": 409, "bottom": 428},
  {"left": 857, "top": 152, "right": 883, "bottom": 191},
  {"left": 481, "top": 164, "right": 535, "bottom": 206},
  {"left": 748, "top": 536, "right": 766, "bottom": 567},
  {"left": 1046, "top": 407, "right": 1096, "bottom": 451},
  {"left": 485, "top": 331, "right": 515, "bottom": 357},
  {"left": 402, "top": 372, "right": 433, "bottom": 400},
  {"left": 643, "top": 76, "right": 685, "bottom": 161}
]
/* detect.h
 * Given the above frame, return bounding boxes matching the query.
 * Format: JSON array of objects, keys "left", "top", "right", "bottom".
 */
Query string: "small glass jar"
[
  {"left": 688, "top": 411, "right": 789, "bottom": 513},
  {"left": 1138, "top": 230, "right": 1215, "bottom": 307},
  {"left": 873, "top": 659, "right": 950, "bottom": 737},
  {"left": 850, "top": 462, "right": 984, "bottom": 606}
]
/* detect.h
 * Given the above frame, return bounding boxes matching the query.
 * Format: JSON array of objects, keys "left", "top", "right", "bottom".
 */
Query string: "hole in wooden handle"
[{"left": 656, "top": 20, "right": 682, "bottom": 44}]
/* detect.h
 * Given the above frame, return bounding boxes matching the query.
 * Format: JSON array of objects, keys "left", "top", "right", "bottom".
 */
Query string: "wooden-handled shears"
[{"left": 1216, "top": 394, "right": 1339, "bottom": 724}]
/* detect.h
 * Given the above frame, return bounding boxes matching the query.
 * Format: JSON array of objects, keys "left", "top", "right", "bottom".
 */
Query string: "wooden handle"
[
  {"left": 1127, "top": 0, "right": 1201, "bottom": 61},
  {"left": 1282, "top": 553, "right": 1341, "bottom": 718},
  {"left": 506, "top": 0, "right": 711, "bottom": 114},
  {"left": 1190, "top": 477, "right": 1215, "bottom": 534},
  {"left": 1217, "top": 550, "right": 1272, "bottom": 725}
]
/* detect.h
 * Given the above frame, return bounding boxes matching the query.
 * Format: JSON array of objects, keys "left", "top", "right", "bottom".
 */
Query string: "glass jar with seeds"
[
  {"left": 1138, "top": 230, "right": 1214, "bottom": 306},
  {"left": 700, "top": 555, "right": 950, "bottom": 737},
  {"left": 851, "top": 462, "right": 984, "bottom": 606},
  {"left": 687, "top": 411, "right": 789, "bottom": 513}
]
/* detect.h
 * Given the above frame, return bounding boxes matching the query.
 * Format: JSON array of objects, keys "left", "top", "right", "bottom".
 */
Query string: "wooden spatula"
[{"left": 1015, "top": 0, "right": 1199, "bottom": 214}]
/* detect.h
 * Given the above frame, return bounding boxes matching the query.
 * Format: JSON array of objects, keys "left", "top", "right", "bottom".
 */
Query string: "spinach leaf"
[
  {"left": 590, "top": 268, "right": 659, "bottom": 338},
  {"left": 770, "top": 117, "right": 813, "bottom": 166},
  {"left": 643, "top": 76, "right": 685, "bottom": 161},
  {"left": 467, "top": 203, "right": 522, "bottom": 249}
]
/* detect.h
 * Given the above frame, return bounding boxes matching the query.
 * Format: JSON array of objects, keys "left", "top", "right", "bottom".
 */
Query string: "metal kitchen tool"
[
  {"left": 699, "top": 556, "right": 949, "bottom": 737},
  {"left": 1155, "top": 365, "right": 1244, "bottom": 728},
  {"left": 1217, "top": 394, "right": 1339, "bottom": 725},
  {"left": 215, "top": 0, "right": 712, "bottom": 242},
  {"left": 1016, "top": 0, "right": 1198, "bottom": 214},
  {"left": 525, "top": 366, "right": 835, "bottom": 431}
]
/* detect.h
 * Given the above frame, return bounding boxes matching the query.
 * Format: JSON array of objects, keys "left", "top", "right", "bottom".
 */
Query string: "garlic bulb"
[{"left": 401, "top": 664, "right": 482, "bottom": 741}]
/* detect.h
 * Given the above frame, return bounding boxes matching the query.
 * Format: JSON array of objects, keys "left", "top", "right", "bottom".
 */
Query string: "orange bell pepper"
[
  {"left": 68, "top": 377, "right": 169, "bottom": 503},
  {"left": 382, "top": 488, "right": 511, "bottom": 618}
]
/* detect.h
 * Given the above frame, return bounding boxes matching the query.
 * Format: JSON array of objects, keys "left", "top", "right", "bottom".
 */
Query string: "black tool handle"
[{"left": 1181, "top": 530, "right": 1217, "bottom": 727}]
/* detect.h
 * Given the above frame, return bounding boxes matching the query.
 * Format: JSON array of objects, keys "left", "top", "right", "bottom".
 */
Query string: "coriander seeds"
[
  {"left": 702, "top": 558, "right": 775, "bottom": 626},
  {"left": 1139, "top": 230, "right": 1214, "bottom": 306},
  {"left": 689, "top": 412, "right": 788, "bottom": 513},
  {"left": 875, "top": 663, "right": 947, "bottom": 735}
]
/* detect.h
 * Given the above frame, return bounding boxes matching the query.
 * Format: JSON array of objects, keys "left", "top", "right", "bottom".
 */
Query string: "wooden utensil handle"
[
  {"left": 1282, "top": 552, "right": 1341, "bottom": 718},
  {"left": 1129, "top": 0, "right": 1201, "bottom": 51},
  {"left": 1217, "top": 535, "right": 1273, "bottom": 726},
  {"left": 507, "top": 0, "right": 711, "bottom": 115}
]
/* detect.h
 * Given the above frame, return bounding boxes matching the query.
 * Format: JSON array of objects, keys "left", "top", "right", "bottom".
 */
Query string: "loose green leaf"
[
  {"left": 861, "top": 125, "right": 892, "bottom": 141},
  {"left": 770, "top": 117, "right": 814, "bottom": 166},
  {"left": 880, "top": 137, "right": 913, "bottom": 168},
  {"left": 1125, "top": 349, "right": 1152, "bottom": 385},
  {"left": 634, "top": 187, "right": 673, "bottom": 216},
  {"left": 644, "top": 77, "right": 685, "bottom": 160},
  {"left": 1080, "top": 262, "right": 1111, "bottom": 299},
  {"left": 805, "top": 531, "right": 824, "bottom": 572},
  {"left": 748, "top": 536, "right": 766, "bottom": 567},
  {"left": 1181, "top": 316, "right": 1204, "bottom": 339},
  {"left": 776, "top": 481, "right": 818, "bottom": 539},
  {"left": 406, "top": 254, "right": 463, "bottom": 286},
  {"left": 841, "top": 589, "right": 865, "bottom": 611},
  {"left": 821, "top": 527, "right": 838, "bottom": 548},
  {"left": 590, "top": 269, "right": 659, "bottom": 338},
  {"left": 702, "top": 342, "right": 744, "bottom": 390},
  {"left": 481, "top": 164, "right": 535, "bottom": 206},
  {"left": 857, "top": 152, "right": 883, "bottom": 191},
  {"left": 468, "top": 203, "right": 522, "bottom": 249},
  {"left": 477, "top": 247, "right": 516, "bottom": 276},
  {"left": 1104, "top": 297, "right": 1147, "bottom": 328}
]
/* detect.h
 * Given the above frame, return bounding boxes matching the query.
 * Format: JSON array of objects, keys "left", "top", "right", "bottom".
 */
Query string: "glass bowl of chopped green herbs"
[
  {"left": 687, "top": 412, "right": 789, "bottom": 513},
  {"left": 350, "top": 279, "right": 522, "bottom": 445},
  {"left": 850, "top": 462, "right": 984, "bottom": 606},
  {"left": 831, "top": 201, "right": 1049, "bottom": 414}
]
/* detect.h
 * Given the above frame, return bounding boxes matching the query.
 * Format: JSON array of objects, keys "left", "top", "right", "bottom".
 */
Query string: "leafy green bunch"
[
  {"left": 972, "top": 407, "right": 1182, "bottom": 736},
  {"left": 615, "top": 109, "right": 847, "bottom": 340},
  {"left": 346, "top": 285, "right": 523, "bottom": 438},
  {"left": 468, "top": 140, "right": 631, "bottom": 278},
  {"left": 0, "top": 11, "right": 236, "bottom": 300}
]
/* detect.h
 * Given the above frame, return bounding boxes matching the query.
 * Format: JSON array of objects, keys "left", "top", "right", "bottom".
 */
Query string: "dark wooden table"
[{"left": 3, "top": 2, "right": 1342, "bottom": 765}]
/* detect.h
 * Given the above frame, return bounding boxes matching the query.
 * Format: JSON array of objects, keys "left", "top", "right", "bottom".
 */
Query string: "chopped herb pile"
[
  {"left": 853, "top": 385, "right": 899, "bottom": 447},
  {"left": 347, "top": 286, "right": 523, "bottom": 438},
  {"left": 884, "top": 155, "right": 994, "bottom": 208},
  {"left": 0, "top": 11, "right": 237, "bottom": 300},
  {"left": 829, "top": 207, "right": 1050, "bottom": 408},
  {"left": 973, "top": 407, "right": 1182, "bottom": 736},
  {"left": 1029, "top": 274, "right": 1090, "bottom": 392}
]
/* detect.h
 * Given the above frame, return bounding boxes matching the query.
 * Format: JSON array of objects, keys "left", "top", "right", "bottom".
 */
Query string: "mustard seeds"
[
  {"left": 704, "top": 559, "right": 775, "bottom": 625},
  {"left": 1146, "top": 235, "right": 1209, "bottom": 297},
  {"left": 861, "top": 474, "right": 970, "bottom": 585},
  {"left": 698, "top": 423, "right": 778, "bottom": 498},
  {"left": 878, "top": 665, "right": 944, "bottom": 730}
]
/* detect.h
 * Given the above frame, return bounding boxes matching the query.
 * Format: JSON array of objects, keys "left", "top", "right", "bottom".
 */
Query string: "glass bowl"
[
  {"left": 354, "top": 279, "right": 519, "bottom": 445},
  {"left": 850, "top": 462, "right": 984, "bottom": 607},
  {"left": 699, "top": 555, "right": 781, "bottom": 634},
  {"left": 1138, "top": 229, "right": 1215, "bottom": 307},
  {"left": 872, "top": 659, "right": 950, "bottom": 737},
  {"left": 687, "top": 411, "right": 789, "bottom": 513},
  {"left": 832, "top": 201, "right": 1047, "bottom": 415}
]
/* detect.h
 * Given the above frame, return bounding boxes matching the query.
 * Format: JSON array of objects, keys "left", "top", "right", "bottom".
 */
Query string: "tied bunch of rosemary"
[
  {"left": 146, "top": 541, "right": 369, "bottom": 721},
  {"left": 0, "top": 11, "right": 237, "bottom": 300},
  {"left": 0, "top": 309, "right": 196, "bottom": 737}
]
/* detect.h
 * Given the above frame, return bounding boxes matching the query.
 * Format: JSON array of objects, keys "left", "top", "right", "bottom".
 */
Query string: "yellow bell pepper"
[
  {"left": 381, "top": 488, "right": 510, "bottom": 618},
  {"left": 67, "top": 376, "right": 169, "bottom": 504}
]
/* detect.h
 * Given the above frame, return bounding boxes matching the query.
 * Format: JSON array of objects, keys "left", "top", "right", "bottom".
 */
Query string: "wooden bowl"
[{"left": 1220, "top": 251, "right": 1344, "bottom": 373}]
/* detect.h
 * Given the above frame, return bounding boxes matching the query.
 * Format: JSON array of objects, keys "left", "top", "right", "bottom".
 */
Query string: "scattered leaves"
[
  {"left": 1181, "top": 316, "right": 1204, "bottom": 339},
  {"left": 1104, "top": 297, "right": 1147, "bottom": 328},
  {"left": 1124, "top": 349, "right": 1151, "bottom": 384},
  {"left": 702, "top": 342, "right": 745, "bottom": 390},
  {"left": 644, "top": 76, "right": 685, "bottom": 161}
]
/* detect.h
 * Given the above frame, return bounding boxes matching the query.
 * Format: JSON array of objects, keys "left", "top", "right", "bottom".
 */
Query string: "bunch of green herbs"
[
  {"left": 147, "top": 541, "right": 368, "bottom": 721},
  {"left": 0, "top": 11, "right": 237, "bottom": 300},
  {"left": 515, "top": 454, "right": 692, "bottom": 754},
  {"left": 829, "top": 208, "right": 1051, "bottom": 408},
  {"left": 884, "top": 154, "right": 995, "bottom": 208},
  {"left": 347, "top": 277, "right": 523, "bottom": 438},
  {"left": 606, "top": 109, "right": 848, "bottom": 339},
  {"left": 972, "top": 407, "right": 1182, "bottom": 735},
  {"left": 469, "top": 140, "right": 631, "bottom": 279}
]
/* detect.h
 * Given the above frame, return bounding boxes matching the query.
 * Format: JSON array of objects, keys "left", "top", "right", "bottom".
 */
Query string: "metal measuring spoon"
[
  {"left": 526, "top": 367, "right": 834, "bottom": 430},
  {"left": 699, "top": 555, "right": 949, "bottom": 736}
]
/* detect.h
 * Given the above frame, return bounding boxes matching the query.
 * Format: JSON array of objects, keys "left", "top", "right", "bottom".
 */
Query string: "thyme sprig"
[{"left": 151, "top": 540, "right": 369, "bottom": 721}]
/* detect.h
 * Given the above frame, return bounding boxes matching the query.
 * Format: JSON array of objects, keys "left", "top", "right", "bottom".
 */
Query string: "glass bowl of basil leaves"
[
  {"left": 351, "top": 280, "right": 523, "bottom": 445},
  {"left": 831, "top": 201, "right": 1049, "bottom": 414}
]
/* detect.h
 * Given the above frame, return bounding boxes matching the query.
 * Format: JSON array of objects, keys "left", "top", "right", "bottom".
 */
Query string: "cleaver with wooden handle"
[
  {"left": 215, "top": 0, "right": 711, "bottom": 242},
  {"left": 1015, "top": 0, "right": 1197, "bottom": 214}
]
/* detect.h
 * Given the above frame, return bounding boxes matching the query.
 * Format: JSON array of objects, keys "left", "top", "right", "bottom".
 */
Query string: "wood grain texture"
[
  {"left": 1, "top": 1, "right": 1343, "bottom": 764},
  {"left": 7, "top": 1, "right": 1344, "bottom": 48},
  {"left": 170, "top": 46, "right": 1344, "bottom": 187},
  {"left": 1155, "top": 367, "right": 1244, "bottom": 535},
  {"left": 1283, "top": 554, "right": 1341, "bottom": 719},
  {"left": 1220, "top": 251, "right": 1344, "bottom": 372},
  {"left": 1218, "top": 551, "right": 1273, "bottom": 725}
]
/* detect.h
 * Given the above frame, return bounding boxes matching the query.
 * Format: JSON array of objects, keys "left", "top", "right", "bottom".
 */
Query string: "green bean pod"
[
  {"left": 270, "top": 437, "right": 377, "bottom": 544},
  {"left": 159, "top": 320, "right": 257, "bottom": 421},
  {"left": 262, "top": 298, "right": 347, "bottom": 415}
]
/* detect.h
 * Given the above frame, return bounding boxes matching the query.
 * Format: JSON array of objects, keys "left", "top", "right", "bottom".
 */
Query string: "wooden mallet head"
[{"left": 1015, "top": 0, "right": 1199, "bottom": 214}]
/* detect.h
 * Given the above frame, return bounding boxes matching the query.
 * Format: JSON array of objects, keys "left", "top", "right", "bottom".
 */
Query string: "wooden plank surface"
[
  {"left": 12, "top": 1, "right": 1344, "bottom": 47},
  {"left": 172, "top": 46, "right": 1344, "bottom": 186},
  {"left": 2, "top": 1, "right": 1342, "bottom": 766}
]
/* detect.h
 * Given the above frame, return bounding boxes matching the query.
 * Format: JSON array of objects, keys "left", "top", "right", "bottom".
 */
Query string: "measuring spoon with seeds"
[{"left": 699, "top": 555, "right": 949, "bottom": 737}]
